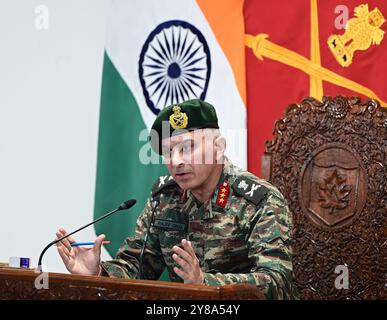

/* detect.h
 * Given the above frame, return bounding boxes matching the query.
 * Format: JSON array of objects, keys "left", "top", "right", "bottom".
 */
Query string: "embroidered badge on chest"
[
  {"left": 216, "top": 180, "right": 230, "bottom": 208},
  {"left": 154, "top": 219, "right": 187, "bottom": 232}
]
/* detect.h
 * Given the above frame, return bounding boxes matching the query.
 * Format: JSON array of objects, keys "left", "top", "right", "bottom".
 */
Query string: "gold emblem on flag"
[
  {"left": 328, "top": 4, "right": 386, "bottom": 67},
  {"left": 169, "top": 106, "right": 188, "bottom": 129},
  {"left": 244, "top": 0, "right": 387, "bottom": 107}
]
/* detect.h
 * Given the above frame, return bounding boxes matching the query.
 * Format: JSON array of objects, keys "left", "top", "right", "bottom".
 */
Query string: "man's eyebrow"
[
  {"left": 181, "top": 138, "right": 194, "bottom": 144},
  {"left": 162, "top": 138, "right": 195, "bottom": 150}
]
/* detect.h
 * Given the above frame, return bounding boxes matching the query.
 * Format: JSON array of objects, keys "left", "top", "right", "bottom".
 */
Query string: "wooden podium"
[{"left": 0, "top": 268, "right": 264, "bottom": 300}]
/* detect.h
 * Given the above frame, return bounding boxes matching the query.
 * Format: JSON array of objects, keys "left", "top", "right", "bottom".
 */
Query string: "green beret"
[{"left": 150, "top": 99, "right": 219, "bottom": 155}]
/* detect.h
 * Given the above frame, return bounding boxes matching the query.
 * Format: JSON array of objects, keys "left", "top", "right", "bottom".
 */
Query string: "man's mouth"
[{"left": 175, "top": 172, "right": 192, "bottom": 178}]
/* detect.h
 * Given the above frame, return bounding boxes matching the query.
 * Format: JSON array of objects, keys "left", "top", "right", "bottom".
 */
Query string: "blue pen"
[{"left": 70, "top": 241, "right": 111, "bottom": 246}]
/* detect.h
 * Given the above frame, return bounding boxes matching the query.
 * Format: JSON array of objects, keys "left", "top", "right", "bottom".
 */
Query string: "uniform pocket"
[
  {"left": 204, "top": 234, "right": 250, "bottom": 273},
  {"left": 158, "top": 229, "right": 186, "bottom": 249},
  {"left": 157, "top": 229, "right": 187, "bottom": 276}
]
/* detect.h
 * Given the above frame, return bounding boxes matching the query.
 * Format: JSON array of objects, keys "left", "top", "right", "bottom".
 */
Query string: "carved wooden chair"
[{"left": 261, "top": 96, "right": 386, "bottom": 299}]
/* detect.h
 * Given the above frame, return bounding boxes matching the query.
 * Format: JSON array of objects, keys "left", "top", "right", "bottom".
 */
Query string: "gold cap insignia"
[{"left": 169, "top": 105, "right": 188, "bottom": 129}]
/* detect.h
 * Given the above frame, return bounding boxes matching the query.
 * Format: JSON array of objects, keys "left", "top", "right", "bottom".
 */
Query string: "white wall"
[{"left": 0, "top": 0, "right": 112, "bottom": 273}]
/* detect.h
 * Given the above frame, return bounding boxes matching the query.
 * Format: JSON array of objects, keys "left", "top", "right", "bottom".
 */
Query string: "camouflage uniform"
[{"left": 101, "top": 157, "right": 294, "bottom": 299}]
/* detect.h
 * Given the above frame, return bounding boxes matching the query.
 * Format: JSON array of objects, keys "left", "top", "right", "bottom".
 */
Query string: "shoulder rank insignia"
[
  {"left": 152, "top": 175, "right": 177, "bottom": 196},
  {"left": 216, "top": 180, "right": 230, "bottom": 208},
  {"left": 169, "top": 105, "right": 188, "bottom": 129},
  {"left": 231, "top": 177, "right": 269, "bottom": 206}
]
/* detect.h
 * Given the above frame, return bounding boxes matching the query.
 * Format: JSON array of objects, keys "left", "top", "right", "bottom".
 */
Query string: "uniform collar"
[{"left": 183, "top": 156, "right": 234, "bottom": 219}]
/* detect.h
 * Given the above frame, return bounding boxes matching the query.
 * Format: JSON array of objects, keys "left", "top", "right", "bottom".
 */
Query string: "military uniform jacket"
[{"left": 101, "top": 157, "right": 294, "bottom": 299}]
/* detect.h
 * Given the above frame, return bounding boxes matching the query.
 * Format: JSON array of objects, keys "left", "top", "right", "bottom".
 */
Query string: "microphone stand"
[
  {"left": 138, "top": 199, "right": 158, "bottom": 279},
  {"left": 37, "top": 200, "right": 136, "bottom": 272}
]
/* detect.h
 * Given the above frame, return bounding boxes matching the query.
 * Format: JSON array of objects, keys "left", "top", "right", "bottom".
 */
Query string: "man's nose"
[{"left": 171, "top": 149, "right": 185, "bottom": 167}]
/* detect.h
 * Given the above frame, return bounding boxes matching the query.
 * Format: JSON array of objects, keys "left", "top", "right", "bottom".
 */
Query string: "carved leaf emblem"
[{"left": 319, "top": 169, "right": 352, "bottom": 213}]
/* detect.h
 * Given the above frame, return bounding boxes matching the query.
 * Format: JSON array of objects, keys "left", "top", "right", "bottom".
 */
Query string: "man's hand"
[
  {"left": 55, "top": 228, "right": 104, "bottom": 276},
  {"left": 172, "top": 239, "right": 204, "bottom": 284}
]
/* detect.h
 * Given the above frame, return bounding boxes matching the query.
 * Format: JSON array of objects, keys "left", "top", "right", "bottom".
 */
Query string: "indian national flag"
[{"left": 94, "top": 0, "right": 247, "bottom": 268}]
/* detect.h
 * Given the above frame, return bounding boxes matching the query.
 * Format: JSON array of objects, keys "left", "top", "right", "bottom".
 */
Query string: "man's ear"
[{"left": 214, "top": 136, "right": 226, "bottom": 163}]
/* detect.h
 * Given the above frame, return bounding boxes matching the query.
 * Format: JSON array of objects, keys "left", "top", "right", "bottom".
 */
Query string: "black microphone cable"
[{"left": 138, "top": 198, "right": 159, "bottom": 279}]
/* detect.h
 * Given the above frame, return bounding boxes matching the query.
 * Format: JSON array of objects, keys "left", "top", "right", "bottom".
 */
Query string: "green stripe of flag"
[{"left": 94, "top": 52, "right": 166, "bottom": 259}]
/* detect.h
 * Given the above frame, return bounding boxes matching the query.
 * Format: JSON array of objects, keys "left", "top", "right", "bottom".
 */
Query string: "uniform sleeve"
[
  {"left": 203, "top": 192, "right": 295, "bottom": 300},
  {"left": 100, "top": 197, "right": 166, "bottom": 280}
]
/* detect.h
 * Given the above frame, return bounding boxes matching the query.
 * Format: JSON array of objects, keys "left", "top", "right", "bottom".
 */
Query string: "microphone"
[{"left": 37, "top": 199, "right": 136, "bottom": 271}]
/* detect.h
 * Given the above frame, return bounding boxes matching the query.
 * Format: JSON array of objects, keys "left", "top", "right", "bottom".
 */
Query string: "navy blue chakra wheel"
[{"left": 139, "top": 20, "right": 211, "bottom": 115}]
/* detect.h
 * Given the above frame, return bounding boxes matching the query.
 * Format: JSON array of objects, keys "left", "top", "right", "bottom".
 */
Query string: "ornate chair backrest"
[{"left": 261, "top": 96, "right": 386, "bottom": 299}]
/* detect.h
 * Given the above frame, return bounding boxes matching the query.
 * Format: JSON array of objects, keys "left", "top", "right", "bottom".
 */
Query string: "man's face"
[{"left": 161, "top": 130, "right": 220, "bottom": 191}]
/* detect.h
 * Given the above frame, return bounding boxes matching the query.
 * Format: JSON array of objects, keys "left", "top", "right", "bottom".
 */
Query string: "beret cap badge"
[
  {"left": 169, "top": 105, "right": 188, "bottom": 129},
  {"left": 150, "top": 99, "right": 219, "bottom": 155}
]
